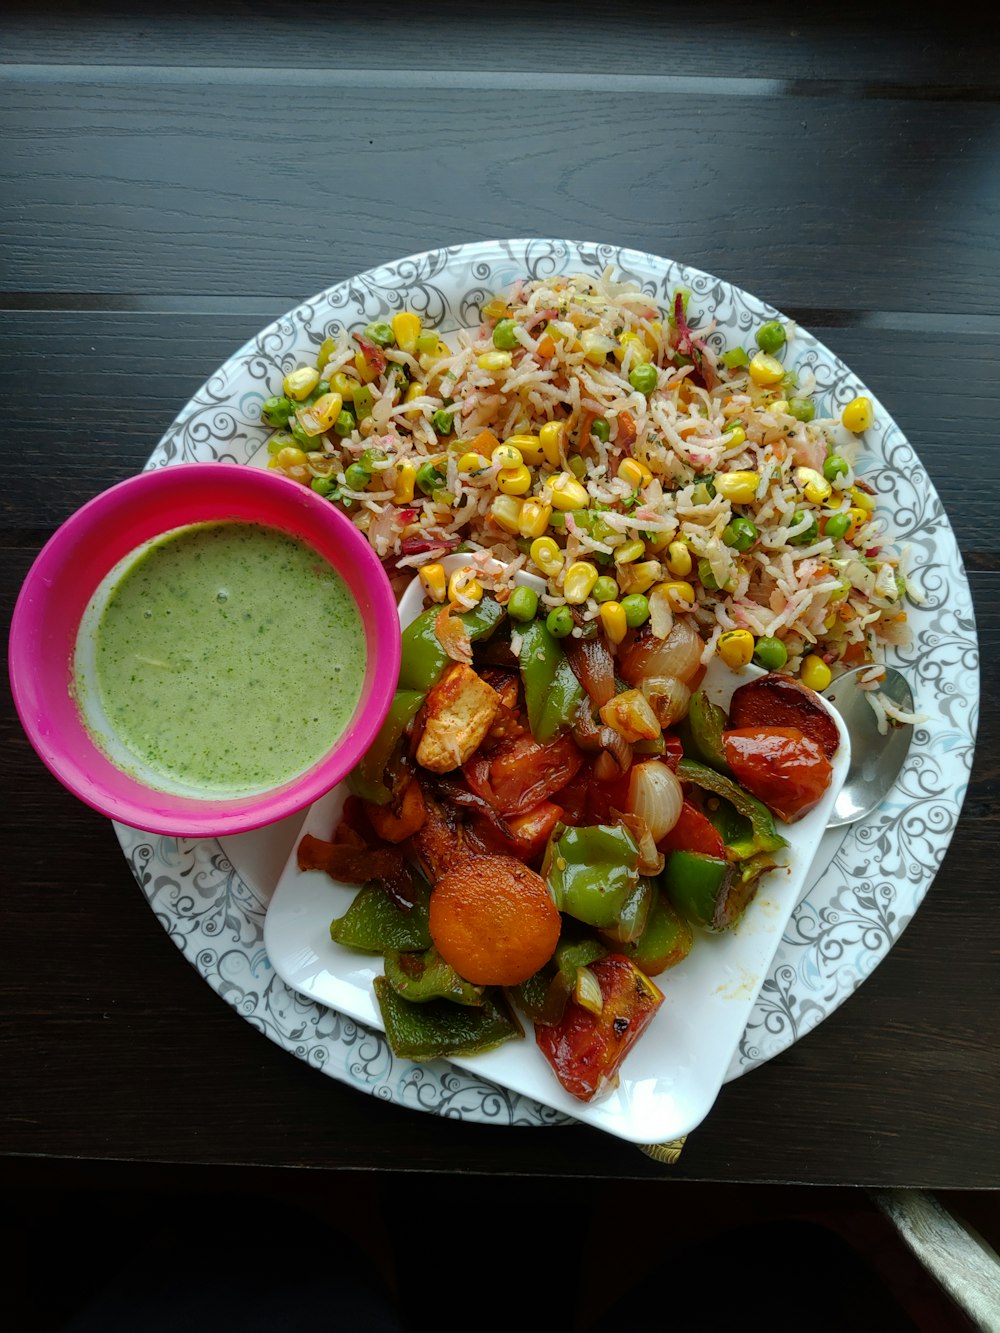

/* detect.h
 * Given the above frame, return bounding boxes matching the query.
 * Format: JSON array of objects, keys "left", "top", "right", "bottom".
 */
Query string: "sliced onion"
[
  {"left": 599, "top": 689, "right": 661, "bottom": 744},
  {"left": 574, "top": 965, "right": 604, "bottom": 1016},
  {"left": 566, "top": 634, "right": 616, "bottom": 708},
  {"left": 626, "top": 760, "right": 684, "bottom": 843},
  {"left": 619, "top": 618, "right": 704, "bottom": 686},
  {"left": 647, "top": 584, "right": 675, "bottom": 640},
  {"left": 617, "top": 811, "right": 665, "bottom": 877},
  {"left": 640, "top": 675, "right": 692, "bottom": 728}
]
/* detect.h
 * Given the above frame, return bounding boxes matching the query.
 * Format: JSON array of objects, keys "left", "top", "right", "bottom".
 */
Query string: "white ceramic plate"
[
  {"left": 116, "top": 239, "right": 979, "bottom": 1135},
  {"left": 262, "top": 557, "right": 851, "bottom": 1144}
]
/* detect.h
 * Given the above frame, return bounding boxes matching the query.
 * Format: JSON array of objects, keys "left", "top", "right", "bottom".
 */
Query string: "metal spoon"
[{"left": 822, "top": 665, "right": 916, "bottom": 827}]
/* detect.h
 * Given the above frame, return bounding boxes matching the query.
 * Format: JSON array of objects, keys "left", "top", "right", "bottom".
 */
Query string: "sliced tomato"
[
  {"left": 468, "top": 733, "right": 584, "bottom": 816},
  {"left": 722, "top": 726, "right": 833, "bottom": 824},
  {"left": 657, "top": 800, "right": 726, "bottom": 859},
  {"left": 507, "top": 801, "right": 565, "bottom": 861},
  {"left": 585, "top": 769, "right": 632, "bottom": 826},
  {"left": 660, "top": 733, "right": 684, "bottom": 771},
  {"left": 535, "top": 954, "right": 664, "bottom": 1102}
]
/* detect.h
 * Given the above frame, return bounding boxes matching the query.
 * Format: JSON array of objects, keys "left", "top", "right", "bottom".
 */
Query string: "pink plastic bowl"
[{"left": 9, "top": 462, "right": 401, "bottom": 837}]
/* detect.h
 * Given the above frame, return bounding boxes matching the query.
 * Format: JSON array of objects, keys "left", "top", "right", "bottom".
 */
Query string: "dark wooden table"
[{"left": 3, "top": 3, "right": 998, "bottom": 1192}]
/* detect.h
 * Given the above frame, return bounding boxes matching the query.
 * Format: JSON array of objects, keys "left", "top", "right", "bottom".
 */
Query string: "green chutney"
[{"left": 93, "top": 521, "right": 366, "bottom": 795}]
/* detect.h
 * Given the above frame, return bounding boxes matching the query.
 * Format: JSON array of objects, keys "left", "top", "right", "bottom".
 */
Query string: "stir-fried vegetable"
[{"left": 301, "top": 582, "right": 839, "bottom": 1104}]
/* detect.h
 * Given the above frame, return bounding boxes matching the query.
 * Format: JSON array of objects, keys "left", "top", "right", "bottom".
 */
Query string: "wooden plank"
[
  {"left": 1, "top": 73, "right": 999, "bottom": 314},
  {"left": 4, "top": 1, "right": 1000, "bottom": 87}
]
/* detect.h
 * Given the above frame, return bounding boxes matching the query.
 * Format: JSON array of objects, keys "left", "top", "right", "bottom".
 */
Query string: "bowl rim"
[{"left": 8, "top": 462, "right": 401, "bottom": 836}]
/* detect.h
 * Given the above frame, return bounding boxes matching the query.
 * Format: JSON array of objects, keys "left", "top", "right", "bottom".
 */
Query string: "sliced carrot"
[
  {"left": 364, "top": 779, "right": 427, "bottom": 844},
  {"left": 429, "top": 854, "right": 561, "bottom": 986}
]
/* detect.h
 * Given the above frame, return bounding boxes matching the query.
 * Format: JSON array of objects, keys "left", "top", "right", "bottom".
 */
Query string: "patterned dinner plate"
[{"left": 116, "top": 239, "right": 979, "bottom": 1130}]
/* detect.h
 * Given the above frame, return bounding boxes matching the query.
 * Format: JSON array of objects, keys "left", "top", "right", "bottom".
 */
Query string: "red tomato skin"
[
  {"left": 657, "top": 800, "right": 727, "bottom": 858},
  {"left": 535, "top": 955, "right": 664, "bottom": 1102},
  {"left": 464, "top": 735, "right": 583, "bottom": 816},
  {"left": 722, "top": 727, "right": 833, "bottom": 824}
]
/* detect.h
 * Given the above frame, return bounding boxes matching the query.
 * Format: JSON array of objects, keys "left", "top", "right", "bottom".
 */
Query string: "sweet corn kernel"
[
  {"left": 518, "top": 498, "right": 552, "bottom": 539},
  {"left": 717, "top": 629, "right": 755, "bottom": 670},
  {"left": 457, "top": 451, "right": 490, "bottom": 474},
  {"left": 502, "top": 433, "right": 542, "bottom": 466},
  {"left": 850, "top": 484, "right": 876, "bottom": 513},
  {"left": 714, "top": 471, "right": 760, "bottom": 504},
  {"left": 580, "top": 329, "right": 614, "bottom": 364},
  {"left": 666, "top": 540, "right": 693, "bottom": 577},
  {"left": 600, "top": 601, "right": 628, "bottom": 645},
  {"left": 620, "top": 560, "right": 662, "bottom": 595},
  {"left": 328, "top": 371, "right": 356, "bottom": 401},
  {"left": 842, "top": 395, "right": 874, "bottom": 433},
  {"left": 403, "top": 380, "right": 425, "bottom": 421},
  {"left": 846, "top": 506, "right": 868, "bottom": 540},
  {"left": 770, "top": 399, "right": 790, "bottom": 415},
  {"left": 614, "top": 331, "right": 647, "bottom": 363},
  {"left": 393, "top": 461, "right": 417, "bottom": 504},
  {"left": 614, "top": 539, "right": 646, "bottom": 565},
  {"left": 490, "top": 495, "right": 524, "bottom": 535},
  {"left": 800, "top": 655, "right": 832, "bottom": 691},
  {"left": 563, "top": 561, "right": 600, "bottom": 604},
  {"left": 617, "top": 457, "right": 653, "bottom": 490},
  {"left": 355, "top": 349, "right": 383, "bottom": 383},
  {"left": 547, "top": 474, "right": 590, "bottom": 511},
  {"left": 530, "top": 536, "right": 564, "bottom": 577},
  {"left": 659, "top": 580, "right": 696, "bottom": 611},
  {"left": 643, "top": 529, "right": 672, "bottom": 553},
  {"left": 748, "top": 352, "right": 785, "bottom": 387},
  {"left": 643, "top": 321, "right": 663, "bottom": 353},
  {"left": 723, "top": 424, "right": 747, "bottom": 448},
  {"left": 268, "top": 445, "right": 308, "bottom": 473},
  {"left": 477, "top": 350, "right": 513, "bottom": 373},
  {"left": 795, "top": 466, "right": 833, "bottom": 505},
  {"left": 491, "top": 442, "right": 524, "bottom": 470},
  {"left": 538, "top": 420, "right": 565, "bottom": 466},
  {"left": 497, "top": 464, "right": 532, "bottom": 496},
  {"left": 391, "top": 311, "right": 422, "bottom": 354},
  {"left": 283, "top": 366, "right": 320, "bottom": 401},
  {"left": 448, "top": 567, "right": 483, "bottom": 606},
  {"left": 418, "top": 563, "right": 447, "bottom": 603},
  {"left": 296, "top": 391, "right": 344, "bottom": 435}
]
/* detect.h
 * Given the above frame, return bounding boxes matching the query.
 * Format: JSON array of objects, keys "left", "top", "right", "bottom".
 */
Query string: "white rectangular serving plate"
[{"left": 264, "top": 566, "right": 850, "bottom": 1145}]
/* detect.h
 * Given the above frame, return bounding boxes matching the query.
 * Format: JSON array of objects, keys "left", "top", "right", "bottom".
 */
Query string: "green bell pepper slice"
[
  {"left": 518, "top": 618, "right": 584, "bottom": 743},
  {"left": 329, "top": 876, "right": 431, "bottom": 954},
  {"left": 677, "top": 757, "right": 788, "bottom": 854},
  {"left": 544, "top": 823, "right": 641, "bottom": 929},
  {"left": 397, "top": 595, "right": 506, "bottom": 694},
  {"left": 373, "top": 977, "right": 523, "bottom": 1060},
  {"left": 611, "top": 886, "right": 693, "bottom": 975},
  {"left": 680, "top": 689, "right": 731, "bottom": 773},
  {"left": 510, "top": 933, "right": 608, "bottom": 1026},
  {"left": 382, "top": 947, "right": 485, "bottom": 1007},
  {"left": 661, "top": 848, "right": 779, "bottom": 932},
  {"left": 346, "top": 688, "right": 424, "bottom": 805}
]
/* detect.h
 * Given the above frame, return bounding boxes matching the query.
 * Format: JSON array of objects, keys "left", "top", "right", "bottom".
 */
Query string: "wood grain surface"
[{"left": 2, "top": 2, "right": 998, "bottom": 1188}]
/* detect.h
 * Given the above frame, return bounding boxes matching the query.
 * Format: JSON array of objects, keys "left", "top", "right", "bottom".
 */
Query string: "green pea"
[
  {"left": 508, "top": 586, "right": 539, "bottom": 623},
  {"left": 266, "top": 430, "right": 296, "bottom": 455},
  {"left": 364, "top": 321, "right": 395, "bottom": 347},
  {"left": 823, "top": 454, "right": 849, "bottom": 482},
  {"left": 825, "top": 512, "right": 852, "bottom": 541},
  {"left": 621, "top": 593, "right": 650, "bottom": 628},
  {"left": 546, "top": 605, "right": 574, "bottom": 638},
  {"left": 756, "top": 320, "right": 786, "bottom": 355},
  {"left": 333, "top": 409, "right": 356, "bottom": 437},
  {"left": 416, "top": 461, "right": 446, "bottom": 496},
  {"left": 492, "top": 319, "right": 520, "bottom": 350},
  {"left": 720, "top": 347, "right": 749, "bottom": 370},
  {"left": 753, "top": 636, "right": 788, "bottom": 671},
  {"left": 722, "top": 516, "right": 758, "bottom": 552},
  {"left": 592, "top": 576, "right": 619, "bottom": 604},
  {"left": 591, "top": 417, "right": 611, "bottom": 443},
  {"left": 261, "top": 395, "right": 293, "bottom": 428},
  {"left": 629, "top": 362, "right": 659, "bottom": 396},
  {"left": 789, "top": 397, "right": 815, "bottom": 422},
  {"left": 305, "top": 380, "right": 331, "bottom": 406},
  {"left": 290, "top": 420, "right": 311, "bottom": 447},
  {"left": 310, "top": 476, "right": 337, "bottom": 498},
  {"left": 344, "top": 463, "right": 371, "bottom": 491},
  {"left": 431, "top": 408, "right": 454, "bottom": 435},
  {"left": 788, "top": 512, "right": 819, "bottom": 545}
]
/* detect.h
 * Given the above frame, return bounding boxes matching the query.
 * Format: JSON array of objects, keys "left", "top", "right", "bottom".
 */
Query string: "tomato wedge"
[
  {"left": 722, "top": 727, "right": 833, "bottom": 824},
  {"left": 657, "top": 800, "right": 727, "bottom": 859},
  {"left": 464, "top": 734, "right": 584, "bottom": 816}
]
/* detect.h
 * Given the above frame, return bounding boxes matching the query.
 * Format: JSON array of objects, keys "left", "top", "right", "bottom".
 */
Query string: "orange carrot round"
[{"left": 429, "top": 854, "right": 561, "bottom": 986}]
